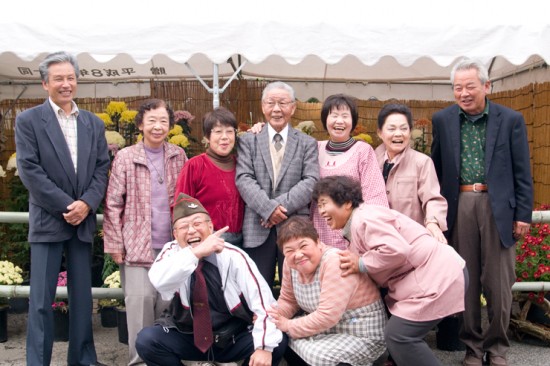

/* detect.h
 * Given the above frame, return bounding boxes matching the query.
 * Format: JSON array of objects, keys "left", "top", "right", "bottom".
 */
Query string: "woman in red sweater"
[{"left": 174, "top": 107, "right": 244, "bottom": 246}]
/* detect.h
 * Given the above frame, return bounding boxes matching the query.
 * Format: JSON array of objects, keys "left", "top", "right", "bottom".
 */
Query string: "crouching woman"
[
  {"left": 313, "top": 176, "right": 467, "bottom": 366},
  {"left": 269, "top": 216, "right": 387, "bottom": 366}
]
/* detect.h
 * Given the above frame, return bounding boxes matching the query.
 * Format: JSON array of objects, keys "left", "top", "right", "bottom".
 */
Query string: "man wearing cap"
[{"left": 135, "top": 193, "right": 288, "bottom": 366}]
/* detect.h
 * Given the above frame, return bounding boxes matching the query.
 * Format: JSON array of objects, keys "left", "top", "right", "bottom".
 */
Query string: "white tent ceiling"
[{"left": 0, "top": 0, "right": 549, "bottom": 101}]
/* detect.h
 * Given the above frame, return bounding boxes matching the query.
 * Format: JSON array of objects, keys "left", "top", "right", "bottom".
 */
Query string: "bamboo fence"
[{"left": 1, "top": 80, "right": 549, "bottom": 206}]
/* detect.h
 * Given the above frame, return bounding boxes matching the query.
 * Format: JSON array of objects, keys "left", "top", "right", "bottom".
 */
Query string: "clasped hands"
[
  {"left": 260, "top": 205, "right": 287, "bottom": 229},
  {"left": 63, "top": 200, "right": 90, "bottom": 227}
]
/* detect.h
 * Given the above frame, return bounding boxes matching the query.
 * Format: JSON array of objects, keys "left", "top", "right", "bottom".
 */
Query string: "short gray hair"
[
  {"left": 38, "top": 51, "right": 79, "bottom": 83},
  {"left": 450, "top": 58, "right": 489, "bottom": 86},
  {"left": 262, "top": 81, "right": 296, "bottom": 101}
]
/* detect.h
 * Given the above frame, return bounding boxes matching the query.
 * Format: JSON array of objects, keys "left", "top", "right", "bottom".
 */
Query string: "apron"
[{"left": 290, "top": 249, "right": 387, "bottom": 366}]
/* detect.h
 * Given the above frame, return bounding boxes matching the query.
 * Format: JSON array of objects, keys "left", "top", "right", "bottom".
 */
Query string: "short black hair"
[
  {"left": 276, "top": 216, "right": 319, "bottom": 252},
  {"left": 377, "top": 103, "right": 413, "bottom": 130},
  {"left": 320, "top": 94, "right": 359, "bottom": 132},
  {"left": 312, "top": 176, "right": 363, "bottom": 208},
  {"left": 202, "top": 107, "right": 237, "bottom": 139}
]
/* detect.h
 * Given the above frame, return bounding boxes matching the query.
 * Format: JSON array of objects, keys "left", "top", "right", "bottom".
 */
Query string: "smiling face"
[
  {"left": 138, "top": 107, "right": 171, "bottom": 148},
  {"left": 453, "top": 68, "right": 490, "bottom": 115},
  {"left": 317, "top": 194, "right": 353, "bottom": 230},
  {"left": 261, "top": 88, "right": 296, "bottom": 132},
  {"left": 377, "top": 112, "right": 411, "bottom": 160},
  {"left": 173, "top": 213, "right": 213, "bottom": 248},
  {"left": 207, "top": 122, "right": 236, "bottom": 157},
  {"left": 281, "top": 237, "right": 323, "bottom": 276},
  {"left": 326, "top": 105, "right": 353, "bottom": 142},
  {"left": 42, "top": 62, "right": 77, "bottom": 114}
]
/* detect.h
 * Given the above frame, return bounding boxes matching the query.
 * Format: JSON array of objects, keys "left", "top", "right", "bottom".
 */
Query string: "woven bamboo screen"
[{"left": 1, "top": 80, "right": 549, "bottom": 207}]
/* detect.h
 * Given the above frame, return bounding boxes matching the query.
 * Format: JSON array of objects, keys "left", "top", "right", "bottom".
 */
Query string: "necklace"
[{"left": 146, "top": 154, "right": 165, "bottom": 184}]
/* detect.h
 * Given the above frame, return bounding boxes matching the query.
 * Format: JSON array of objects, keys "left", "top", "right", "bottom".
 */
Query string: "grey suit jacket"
[
  {"left": 15, "top": 100, "right": 110, "bottom": 243},
  {"left": 236, "top": 125, "right": 319, "bottom": 248},
  {"left": 431, "top": 101, "right": 533, "bottom": 247}
]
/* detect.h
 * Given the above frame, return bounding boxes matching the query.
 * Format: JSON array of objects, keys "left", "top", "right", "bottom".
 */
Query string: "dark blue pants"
[
  {"left": 26, "top": 235, "right": 97, "bottom": 366},
  {"left": 136, "top": 324, "right": 288, "bottom": 366}
]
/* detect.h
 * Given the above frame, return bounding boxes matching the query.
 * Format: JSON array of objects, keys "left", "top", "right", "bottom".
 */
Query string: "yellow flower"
[
  {"left": 105, "top": 101, "right": 128, "bottom": 117},
  {"left": 168, "top": 125, "right": 183, "bottom": 138},
  {"left": 353, "top": 133, "right": 373, "bottom": 144},
  {"left": 105, "top": 131, "right": 126, "bottom": 149},
  {"left": 119, "top": 110, "right": 137, "bottom": 125},
  {"left": 95, "top": 113, "right": 113, "bottom": 127},
  {"left": 169, "top": 134, "right": 190, "bottom": 148},
  {"left": 136, "top": 134, "right": 143, "bottom": 143}
]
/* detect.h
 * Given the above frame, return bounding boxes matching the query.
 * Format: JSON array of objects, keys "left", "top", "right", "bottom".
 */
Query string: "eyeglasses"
[
  {"left": 262, "top": 100, "right": 295, "bottom": 109},
  {"left": 210, "top": 128, "right": 237, "bottom": 137},
  {"left": 175, "top": 219, "right": 211, "bottom": 232}
]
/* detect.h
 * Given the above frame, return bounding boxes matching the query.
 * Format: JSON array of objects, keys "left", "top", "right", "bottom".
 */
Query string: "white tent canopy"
[{"left": 1, "top": 0, "right": 549, "bottom": 103}]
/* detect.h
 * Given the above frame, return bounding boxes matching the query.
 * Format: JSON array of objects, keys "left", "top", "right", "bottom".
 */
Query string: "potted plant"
[
  {"left": 0, "top": 260, "right": 24, "bottom": 342},
  {"left": 102, "top": 269, "right": 127, "bottom": 343},
  {"left": 512, "top": 205, "right": 550, "bottom": 343},
  {"left": 52, "top": 271, "right": 69, "bottom": 342},
  {"left": 99, "top": 256, "right": 122, "bottom": 328}
]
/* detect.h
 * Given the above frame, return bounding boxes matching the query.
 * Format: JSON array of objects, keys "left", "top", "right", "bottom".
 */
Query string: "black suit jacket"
[
  {"left": 431, "top": 101, "right": 533, "bottom": 248},
  {"left": 15, "top": 100, "right": 110, "bottom": 243}
]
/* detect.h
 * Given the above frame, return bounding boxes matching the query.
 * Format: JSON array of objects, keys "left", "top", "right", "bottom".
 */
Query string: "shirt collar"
[
  {"left": 458, "top": 98, "right": 490, "bottom": 120},
  {"left": 48, "top": 97, "right": 79, "bottom": 117},
  {"left": 267, "top": 123, "right": 289, "bottom": 144}
]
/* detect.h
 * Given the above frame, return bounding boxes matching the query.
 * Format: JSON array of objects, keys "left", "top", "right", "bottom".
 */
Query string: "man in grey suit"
[
  {"left": 15, "top": 51, "right": 110, "bottom": 366},
  {"left": 431, "top": 59, "right": 533, "bottom": 366},
  {"left": 236, "top": 81, "right": 319, "bottom": 287}
]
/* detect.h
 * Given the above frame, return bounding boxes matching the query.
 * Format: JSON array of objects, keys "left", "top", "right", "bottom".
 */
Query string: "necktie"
[
  {"left": 273, "top": 133, "right": 283, "bottom": 151},
  {"left": 192, "top": 262, "right": 213, "bottom": 353}
]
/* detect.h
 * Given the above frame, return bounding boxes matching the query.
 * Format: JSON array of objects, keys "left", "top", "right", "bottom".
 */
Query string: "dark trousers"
[
  {"left": 136, "top": 324, "right": 288, "bottom": 366},
  {"left": 26, "top": 235, "right": 97, "bottom": 366},
  {"left": 385, "top": 315, "right": 443, "bottom": 366},
  {"left": 452, "top": 192, "right": 515, "bottom": 359},
  {"left": 243, "top": 227, "right": 284, "bottom": 289}
]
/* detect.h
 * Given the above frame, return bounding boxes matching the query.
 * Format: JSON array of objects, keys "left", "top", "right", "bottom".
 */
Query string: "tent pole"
[
  {"left": 213, "top": 64, "right": 220, "bottom": 108},
  {"left": 185, "top": 60, "right": 248, "bottom": 108}
]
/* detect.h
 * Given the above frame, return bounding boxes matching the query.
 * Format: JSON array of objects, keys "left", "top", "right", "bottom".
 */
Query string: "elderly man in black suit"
[
  {"left": 431, "top": 58, "right": 533, "bottom": 366},
  {"left": 15, "top": 51, "right": 110, "bottom": 366}
]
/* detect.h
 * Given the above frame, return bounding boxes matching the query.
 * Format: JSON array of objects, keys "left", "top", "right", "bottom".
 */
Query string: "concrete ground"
[{"left": 1, "top": 309, "right": 549, "bottom": 365}]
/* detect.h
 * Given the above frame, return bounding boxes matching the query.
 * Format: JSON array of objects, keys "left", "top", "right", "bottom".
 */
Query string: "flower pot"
[
  {"left": 100, "top": 306, "right": 118, "bottom": 328},
  {"left": 526, "top": 293, "right": 550, "bottom": 325},
  {"left": 116, "top": 308, "right": 128, "bottom": 344},
  {"left": 8, "top": 297, "right": 29, "bottom": 314},
  {"left": 53, "top": 310, "right": 70, "bottom": 342},
  {"left": 0, "top": 306, "right": 8, "bottom": 343}
]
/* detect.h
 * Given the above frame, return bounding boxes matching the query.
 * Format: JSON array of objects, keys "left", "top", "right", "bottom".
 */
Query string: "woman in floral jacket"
[{"left": 103, "top": 99, "right": 187, "bottom": 365}]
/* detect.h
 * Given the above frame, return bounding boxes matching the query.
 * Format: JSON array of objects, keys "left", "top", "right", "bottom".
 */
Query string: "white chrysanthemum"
[
  {"left": 105, "top": 131, "right": 126, "bottom": 149},
  {"left": 411, "top": 129, "right": 423, "bottom": 140},
  {"left": 6, "top": 153, "right": 17, "bottom": 173},
  {"left": 0, "top": 165, "right": 6, "bottom": 178},
  {"left": 295, "top": 120, "right": 317, "bottom": 135}
]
